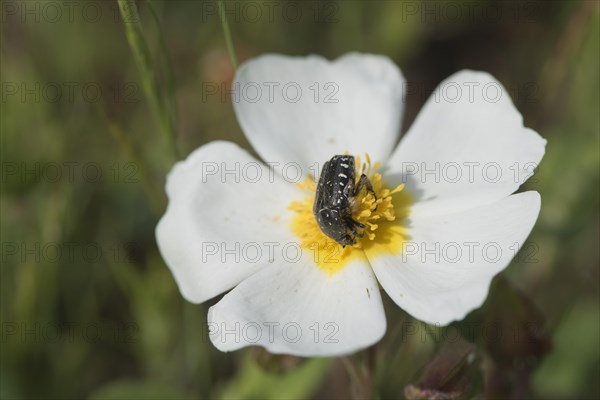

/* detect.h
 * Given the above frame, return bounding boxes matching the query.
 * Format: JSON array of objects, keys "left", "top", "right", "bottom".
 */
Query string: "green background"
[{"left": 2, "top": 0, "right": 599, "bottom": 398}]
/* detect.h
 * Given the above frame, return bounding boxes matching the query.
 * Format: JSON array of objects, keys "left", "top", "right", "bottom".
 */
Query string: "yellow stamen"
[{"left": 289, "top": 155, "right": 413, "bottom": 274}]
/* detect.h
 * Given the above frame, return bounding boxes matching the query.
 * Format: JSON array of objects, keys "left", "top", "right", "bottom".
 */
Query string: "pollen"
[{"left": 289, "top": 155, "right": 412, "bottom": 274}]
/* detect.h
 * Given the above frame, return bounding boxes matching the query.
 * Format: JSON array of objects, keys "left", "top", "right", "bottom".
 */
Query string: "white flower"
[{"left": 156, "top": 53, "right": 546, "bottom": 357}]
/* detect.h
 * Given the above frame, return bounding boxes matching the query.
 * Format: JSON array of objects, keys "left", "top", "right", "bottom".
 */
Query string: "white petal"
[
  {"left": 233, "top": 53, "right": 405, "bottom": 175},
  {"left": 367, "top": 191, "right": 541, "bottom": 326},
  {"left": 208, "top": 254, "right": 386, "bottom": 357},
  {"left": 386, "top": 70, "right": 546, "bottom": 216},
  {"left": 156, "top": 141, "right": 302, "bottom": 303}
]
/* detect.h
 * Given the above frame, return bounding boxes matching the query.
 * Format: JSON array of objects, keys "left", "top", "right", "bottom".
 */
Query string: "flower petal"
[
  {"left": 233, "top": 53, "right": 405, "bottom": 174},
  {"left": 208, "top": 254, "right": 386, "bottom": 357},
  {"left": 156, "top": 141, "right": 302, "bottom": 303},
  {"left": 367, "top": 191, "right": 541, "bottom": 326},
  {"left": 385, "top": 70, "right": 546, "bottom": 216}
]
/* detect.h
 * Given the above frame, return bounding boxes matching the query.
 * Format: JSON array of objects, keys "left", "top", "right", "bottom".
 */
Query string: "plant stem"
[
  {"left": 342, "top": 353, "right": 375, "bottom": 399},
  {"left": 147, "top": 0, "right": 178, "bottom": 147},
  {"left": 117, "top": 0, "right": 178, "bottom": 167},
  {"left": 217, "top": 0, "right": 239, "bottom": 70}
]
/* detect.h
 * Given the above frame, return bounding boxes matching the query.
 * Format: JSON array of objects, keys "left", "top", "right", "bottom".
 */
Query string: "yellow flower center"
[{"left": 289, "top": 155, "right": 413, "bottom": 274}]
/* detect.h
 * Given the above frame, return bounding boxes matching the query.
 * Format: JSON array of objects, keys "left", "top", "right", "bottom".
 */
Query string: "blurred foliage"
[
  {"left": 1, "top": 0, "right": 599, "bottom": 399},
  {"left": 404, "top": 338, "right": 482, "bottom": 400},
  {"left": 217, "top": 354, "right": 330, "bottom": 399}
]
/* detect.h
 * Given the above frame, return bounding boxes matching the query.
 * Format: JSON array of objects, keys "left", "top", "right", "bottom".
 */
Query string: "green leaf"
[
  {"left": 89, "top": 380, "right": 191, "bottom": 400},
  {"left": 217, "top": 353, "right": 331, "bottom": 400}
]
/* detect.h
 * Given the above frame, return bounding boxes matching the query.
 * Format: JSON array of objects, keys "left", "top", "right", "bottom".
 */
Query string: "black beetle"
[{"left": 313, "top": 155, "right": 376, "bottom": 247}]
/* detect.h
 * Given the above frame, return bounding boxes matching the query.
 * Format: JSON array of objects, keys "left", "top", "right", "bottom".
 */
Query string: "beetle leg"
[
  {"left": 355, "top": 174, "right": 376, "bottom": 199},
  {"left": 346, "top": 218, "right": 365, "bottom": 238},
  {"left": 343, "top": 178, "right": 355, "bottom": 198},
  {"left": 353, "top": 229, "right": 365, "bottom": 238},
  {"left": 355, "top": 174, "right": 378, "bottom": 211},
  {"left": 341, "top": 234, "right": 356, "bottom": 248}
]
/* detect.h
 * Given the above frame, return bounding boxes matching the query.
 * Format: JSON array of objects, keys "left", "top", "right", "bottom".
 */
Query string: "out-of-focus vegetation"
[{"left": 1, "top": 1, "right": 598, "bottom": 399}]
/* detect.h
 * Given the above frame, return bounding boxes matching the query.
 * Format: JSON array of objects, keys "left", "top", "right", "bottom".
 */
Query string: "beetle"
[{"left": 313, "top": 155, "right": 376, "bottom": 247}]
